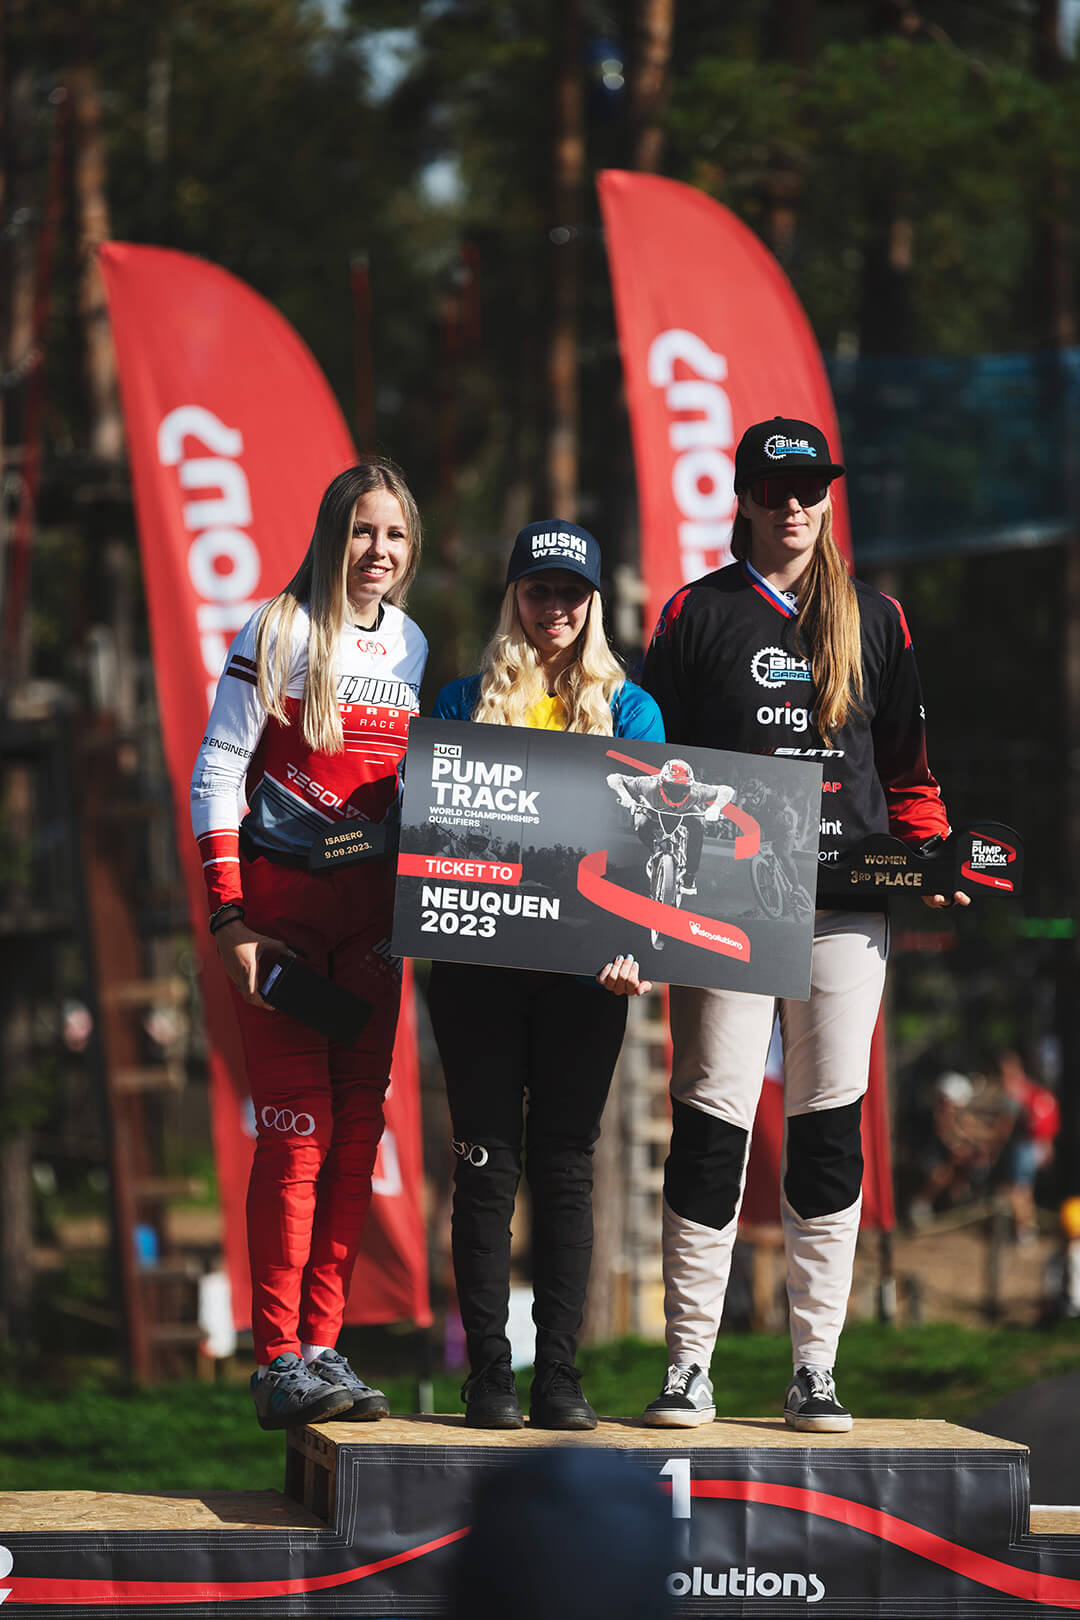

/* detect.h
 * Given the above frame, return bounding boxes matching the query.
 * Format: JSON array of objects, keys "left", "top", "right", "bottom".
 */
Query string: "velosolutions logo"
[{"left": 666, "top": 1565, "right": 824, "bottom": 1602}]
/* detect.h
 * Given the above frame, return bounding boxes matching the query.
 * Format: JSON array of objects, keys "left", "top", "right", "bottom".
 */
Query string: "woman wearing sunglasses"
[
  {"left": 641, "top": 417, "right": 965, "bottom": 1433},
  {"left": 428, "top": 522, "right": 663, "bottom": 1430}
]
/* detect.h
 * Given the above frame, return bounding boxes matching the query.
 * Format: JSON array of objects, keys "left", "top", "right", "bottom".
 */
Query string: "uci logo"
[
  {"left": 261, "top": 1106, "right": 317, "bottom": 1137},
  {"left": 751, "top": 646, "right": 811, "bottom": 688}
]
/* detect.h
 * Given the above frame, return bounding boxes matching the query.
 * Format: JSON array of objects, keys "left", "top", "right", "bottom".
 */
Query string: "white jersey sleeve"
[{"left": 189, "top": 607, "right": 303, "bottom": 911}]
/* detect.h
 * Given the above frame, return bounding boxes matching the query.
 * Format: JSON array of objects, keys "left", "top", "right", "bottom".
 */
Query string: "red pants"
[{"left": 232, "top": 851, "right": 401, "bottom": 1363}]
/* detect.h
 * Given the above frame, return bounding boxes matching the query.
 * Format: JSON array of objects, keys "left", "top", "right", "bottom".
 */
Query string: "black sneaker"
[
  {"left": 307, "top": 1349, "right": 390, "bottom": 1421},
  {"left": 784, "top": 1366, "right": 852, "bottom": 1433},
  {"left": 462, "top": 1359, "right": 524, "bottom": 1429},
  {"left": 529, "top": 1362, "right": 597, "bottom": 1430},
  {"left": 251, "top": 1353, "right": 353, "bottom": 1432},
  {"left": 642, "top": 1363, "right": 715, "bottom": 1427}
]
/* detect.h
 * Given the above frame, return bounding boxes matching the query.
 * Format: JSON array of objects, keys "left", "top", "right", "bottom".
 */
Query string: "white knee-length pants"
[{"left": 662, "top": 909, "right": 888, "bottom": 1371}]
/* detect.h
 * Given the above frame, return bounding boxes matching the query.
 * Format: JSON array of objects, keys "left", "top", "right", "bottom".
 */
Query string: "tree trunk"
[
  {"left": 546, "top": 0, "right": 583, "bottom": 518},
  {"left": 0, "top": 758, "right": 37, "bottom": 1350},
  {"left": 759, "top": 0, "right": 814, "bottom": 264},
  {"left": 70, "top": 61, "right": 123, "bottom": 464},
  {"left": 626, "top": 0, "right": 674, "bottom": 175}
]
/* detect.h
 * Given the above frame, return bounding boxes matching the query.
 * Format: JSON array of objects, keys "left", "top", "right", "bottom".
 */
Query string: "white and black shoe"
[
  {"left": 783, "top": 1366, "right": 852, "bottom": 1433},
  {"left": 642, "top": 1363, "right": 715, "bottom": 1427}
]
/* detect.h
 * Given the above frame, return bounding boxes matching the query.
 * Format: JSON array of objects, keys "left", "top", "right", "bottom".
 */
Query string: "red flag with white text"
[
  {"left": 598, "top": 171, "right": 894, "bottom": 1230},
  {"left": 100, "top": 242, "right": 432, "bottom": 1328}
]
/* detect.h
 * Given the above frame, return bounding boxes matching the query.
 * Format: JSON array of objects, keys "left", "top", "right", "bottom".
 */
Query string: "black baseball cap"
[
  {"left": 734, "top": 416, "right": 845, "bottom": 490},
  {"left": 505, "top": 521, "right": 603, "bottom": 590}
]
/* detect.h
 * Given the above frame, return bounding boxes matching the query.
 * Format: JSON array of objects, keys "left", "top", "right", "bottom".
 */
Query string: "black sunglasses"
[{"left": 748, "top": 475, "right": 831, "bottom": 510}]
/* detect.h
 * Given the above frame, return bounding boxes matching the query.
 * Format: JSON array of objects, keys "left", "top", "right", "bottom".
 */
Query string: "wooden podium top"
[
  {"left": 0, "top": 1420, "right": 1030, "bottom": 1533},
  {"left": 304, "top": 1415, "right": 1029, "bottom": 1453},
  {"left": 0, "top": 1489, "right": 325, "bottom": 1533}
]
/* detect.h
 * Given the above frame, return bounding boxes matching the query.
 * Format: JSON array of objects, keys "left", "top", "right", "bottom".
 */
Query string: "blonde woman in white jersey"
[{"left": 190, "top": 459, "right": 427, "bottom": 1431}]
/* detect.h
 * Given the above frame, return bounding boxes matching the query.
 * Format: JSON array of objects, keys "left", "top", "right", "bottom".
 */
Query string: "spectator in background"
[
  {"left": 909, "top": 1071, "right": 991, "bottom": 1225},
  {"left": 451, "top": 1448, "right": 675, "bottom": 1620},
  {"left": 992, "top": 1049, "right": 1061, "bottom": 1245}
]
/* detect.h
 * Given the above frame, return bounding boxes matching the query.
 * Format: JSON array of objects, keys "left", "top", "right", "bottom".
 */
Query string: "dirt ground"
[{"left": 851, "top": 1217, "right": 1057, "bottom": 1329}]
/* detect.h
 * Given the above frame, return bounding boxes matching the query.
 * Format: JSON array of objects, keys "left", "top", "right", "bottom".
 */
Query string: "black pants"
[{"left": 427, "top": 961, "right": 628, "bottom": 1372}]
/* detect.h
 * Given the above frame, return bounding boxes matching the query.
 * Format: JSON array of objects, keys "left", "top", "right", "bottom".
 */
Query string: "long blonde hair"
[
  {"left": 731, "top": 501, "right": 863, "bottom": 747},
  {"left": 472, "top": 583, "right": 625, "bottom": 734},
  {"left": 254, "top": 459, "right": 422, "bottom": 754}
]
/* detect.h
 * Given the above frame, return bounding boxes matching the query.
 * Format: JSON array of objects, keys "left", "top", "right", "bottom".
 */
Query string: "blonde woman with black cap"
[
  {"left": 641, "top": 418, "right": 966, "bottom": 1432},
  {"left": 429, "top": 521, "right": 663, "bottom": 1430}
]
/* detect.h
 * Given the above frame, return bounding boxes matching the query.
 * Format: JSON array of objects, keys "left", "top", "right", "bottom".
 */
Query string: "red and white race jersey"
[{"left": 190, "top": 601, "right": 427, "bottom": 910}]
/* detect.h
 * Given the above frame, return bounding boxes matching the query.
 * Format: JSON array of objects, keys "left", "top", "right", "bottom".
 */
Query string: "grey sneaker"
[
  {"left": 784, "top": 1366, "right": 852, "bottom": 1433},
  {"left": 642, "top": 1363, "right": 715, "bottom": 1427},
  {"left": 307, "top": 1349, "right": 390, "bottom": 1420},
  {"left": 251, "top": 1352, "right": 353, "bottom": 1432}
]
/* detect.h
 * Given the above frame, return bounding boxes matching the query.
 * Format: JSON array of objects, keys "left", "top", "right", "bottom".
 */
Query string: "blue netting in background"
[{"left": 825, "top": 349, "right": 1080, "bottom": 562}]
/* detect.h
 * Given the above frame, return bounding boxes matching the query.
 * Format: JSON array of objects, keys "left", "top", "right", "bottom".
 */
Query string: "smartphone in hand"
[{"left": 258, "top": 955, "right": 373, "bottom": 1047}]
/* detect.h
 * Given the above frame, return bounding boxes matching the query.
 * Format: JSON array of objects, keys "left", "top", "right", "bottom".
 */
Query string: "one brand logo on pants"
[
  {"left": 452, "top": 1139, "right": 489, "bottom": 1167},
  {"left": 261, "top": 1106, "right": 316, "bottom": 1136}
]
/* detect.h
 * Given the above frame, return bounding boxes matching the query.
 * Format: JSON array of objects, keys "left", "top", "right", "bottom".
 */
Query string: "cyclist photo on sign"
[
  {"left": 743, "top": 776, "right": 815, "bottom": 922},
  {"left": 606, "top": 760, "right": 733, "bottom": 942}
]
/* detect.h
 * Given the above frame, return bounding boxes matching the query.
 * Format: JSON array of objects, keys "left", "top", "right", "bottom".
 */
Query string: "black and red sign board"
[
  {"left": 392, "top": 720, "right": 822, "bottom": 998},
  {"left": 818, "top": 822, "right": 1024, "bottom": 905}
]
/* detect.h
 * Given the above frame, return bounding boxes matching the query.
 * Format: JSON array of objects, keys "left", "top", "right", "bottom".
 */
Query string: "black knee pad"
[
  {"left": 784, "top": 1099, "right": 864, "bottom": 1218},
  {"left": 663, "top": 1098, "right": 748, "bottom": 1231}
]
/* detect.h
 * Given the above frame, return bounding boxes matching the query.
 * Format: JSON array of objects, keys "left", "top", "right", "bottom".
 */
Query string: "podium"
[{"left": 2, "top": 1417, "right": 1079, "bottom": 1614}]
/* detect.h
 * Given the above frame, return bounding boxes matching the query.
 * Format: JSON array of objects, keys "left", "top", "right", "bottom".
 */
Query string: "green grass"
[{"left": 2, "top": 1323, "right": 1078, "bottom": 1493}]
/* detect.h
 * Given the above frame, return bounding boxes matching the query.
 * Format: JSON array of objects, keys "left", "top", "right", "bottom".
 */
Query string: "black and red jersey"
[{"left": 642, "top": 560, "right": 949, "bottom": 868}]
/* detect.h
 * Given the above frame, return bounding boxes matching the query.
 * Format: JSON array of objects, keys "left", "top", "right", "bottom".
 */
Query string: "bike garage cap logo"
[
  {"left": 734, "top": 416, "right": 844, "bottom": 489},
  {"left": 505, "top": 520, "right": 603, "bottom": 590},
  {"left": 766, "top": 434, "right": 815, "bottom": 460},
  {"left": 752, "top": 645, "right": 811, "bottom": 688}
]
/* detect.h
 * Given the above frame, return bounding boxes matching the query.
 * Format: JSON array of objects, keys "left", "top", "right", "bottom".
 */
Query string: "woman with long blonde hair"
[
  {"left": 641, "top": 416, "right": 966, "bottom": 1434},
  {"left": 190, "top": 458, "right": 427, "bottom": 1431},
  {"left": 428, "top": 522, "right": 663, "bottom": 1430}
]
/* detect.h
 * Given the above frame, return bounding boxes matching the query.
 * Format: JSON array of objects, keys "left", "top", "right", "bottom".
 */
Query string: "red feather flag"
[
  {"left": 598, "top": 172, "right": 894, "bottom": 1230},
  {"left": 101, "top": 243, "right": 432, "bottom": 1330}
]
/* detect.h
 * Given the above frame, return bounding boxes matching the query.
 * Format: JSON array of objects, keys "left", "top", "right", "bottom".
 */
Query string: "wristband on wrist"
[{"left": 209, "top": 903, "right": 245, "bottom": 935}]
